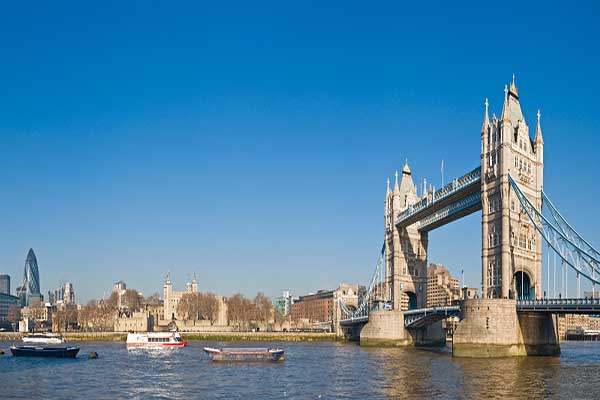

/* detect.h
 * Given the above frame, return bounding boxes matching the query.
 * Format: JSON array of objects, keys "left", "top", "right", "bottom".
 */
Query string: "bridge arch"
[
  {"left": 405, "top": 291, "right": 418, "bottom": 310},
  {"left": 514, "top": 270, "right": 533, "bottom": 300}
]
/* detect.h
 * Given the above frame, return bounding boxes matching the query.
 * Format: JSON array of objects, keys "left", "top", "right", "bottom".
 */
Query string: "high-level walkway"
[{"left": 396, "top": 167, "right": 481, "bottom": 231}]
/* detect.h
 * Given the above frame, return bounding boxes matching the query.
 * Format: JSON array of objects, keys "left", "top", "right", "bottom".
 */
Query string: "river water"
[{"left": 1, "top": 341, "right": 600, "bottom": 399}]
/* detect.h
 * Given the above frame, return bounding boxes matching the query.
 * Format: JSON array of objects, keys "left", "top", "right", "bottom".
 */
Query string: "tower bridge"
[{"left": 335, "top": 76, "right": 600, "bottom": 356}]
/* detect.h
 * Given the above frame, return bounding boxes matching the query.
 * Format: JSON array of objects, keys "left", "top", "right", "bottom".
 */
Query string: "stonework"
[
  {"left": 360, "top": 310, "right": 412, "bottom": 346},
  {"left": 163, "top": 273, "right": 198, "bottom": 321},
  {"left": 480, "top": 76, "right": 543, "bottom": 299},
  {"left": 384, "top": 163, "right": 428, "bottom": 311},
  {"left": 453, "top": 298, "right": 559, "bottom": 357}
]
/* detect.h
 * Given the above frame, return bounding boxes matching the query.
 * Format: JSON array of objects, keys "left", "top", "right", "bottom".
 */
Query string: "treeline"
[
  {"left": 7, "top": 288, "right": 287, "bottom": 333},
  {"left": 176, "top": 292, "right": 220, "bottom": 324},
  {"left": 227, "top": 292, "right": 284, "bottom": 331},
  {"left": 78, "top": 288, "right": 158, "bottom": 331}
]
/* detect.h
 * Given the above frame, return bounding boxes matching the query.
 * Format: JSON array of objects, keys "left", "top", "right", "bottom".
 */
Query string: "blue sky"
[{"left": 1, "top": 1, "right": 599, "bottom": 302}]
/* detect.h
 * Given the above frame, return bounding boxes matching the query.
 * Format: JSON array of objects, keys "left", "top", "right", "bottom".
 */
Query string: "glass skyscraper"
[
  {"left": 0, "top": 274, "right": 9, "bottom": 295},
  {"left": 17, "top": 248, "right": 42, "bottom": 307}
]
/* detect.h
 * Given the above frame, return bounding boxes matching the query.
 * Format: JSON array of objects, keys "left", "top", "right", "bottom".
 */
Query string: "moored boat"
[
  {"left": 203, "top": 347, "right": 285, "bottom": 362},
  {"left": 126, "top": 331, "right": 187, "bottom": 348},
  {"left": 10, "top": 345, "right": 79, "bottom": 358},
  {"left": 22, "top": 333, "right": 66, "bottom": 345}
]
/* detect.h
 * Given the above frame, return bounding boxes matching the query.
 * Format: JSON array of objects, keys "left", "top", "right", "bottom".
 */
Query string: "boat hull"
[
  {"left": 126, "top": 341, "right": 188, "bottom": 348},
  {"left": 11, "top": 346, "right": 79, "bottom": 358},
  {"left": 204, "top": 347, "right": 285, "bottom": 362}
]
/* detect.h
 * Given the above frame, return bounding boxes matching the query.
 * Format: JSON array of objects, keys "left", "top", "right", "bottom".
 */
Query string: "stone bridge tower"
[
  {"left": 384, "top": 162, "right": 428, "bottom": 310},
  {"left": 480, "top": 76, "right": 544, "bottom": 299}
]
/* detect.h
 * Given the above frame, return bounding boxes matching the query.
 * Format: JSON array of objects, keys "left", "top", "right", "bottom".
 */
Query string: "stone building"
[
  {"left": 384, "top": 162, "right": 428, "bottom": 310},
  {"left": 461, "top": 287, "right": 478, "bottom": 300},
  {"left": 163, "top": 273, "right": 198, "bottom": 321},
  {"left": 480, "top": 76, "right": 543, "bottom": 300},
  {"left": 161, "top": 273, "right": 228, "bottom": 326},
  {"left": 427, "top": 263, "right": 460, "bottom": 307},
  {"left": 114, "top": 310, "right": 150, "bottom": 332},
  {"left": 112, "top": 280, "right": 127, "bottom": 309}
]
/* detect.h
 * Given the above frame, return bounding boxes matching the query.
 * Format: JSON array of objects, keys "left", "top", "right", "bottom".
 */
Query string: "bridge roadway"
[
  {"left": 339, "top": 298, "right": 600, "bottom": 330},
  {"left": 396, "top": 166, "right": 481, "bottom": 231}
]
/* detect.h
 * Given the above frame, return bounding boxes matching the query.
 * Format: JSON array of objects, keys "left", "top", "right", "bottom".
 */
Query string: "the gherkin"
[{"left": 18, "top": 248, "right": 41, "bottom": 306}]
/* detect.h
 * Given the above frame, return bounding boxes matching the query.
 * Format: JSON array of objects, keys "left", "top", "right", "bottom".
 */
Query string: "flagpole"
[{"left": 441, "top": 159, "right": 445, "bottom": 187}]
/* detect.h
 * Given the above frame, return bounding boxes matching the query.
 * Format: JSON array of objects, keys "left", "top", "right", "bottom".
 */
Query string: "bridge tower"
[
  {"left": 480, "top": 76, "right": 544, "bottom": 300},
  {"left": 384, "top": 162, "right": 428, "bottom": 310}
]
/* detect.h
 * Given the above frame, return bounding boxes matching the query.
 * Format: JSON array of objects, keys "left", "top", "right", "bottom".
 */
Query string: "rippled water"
[{"left": 2, "top": 341, "right": 600, "bottom": 399}]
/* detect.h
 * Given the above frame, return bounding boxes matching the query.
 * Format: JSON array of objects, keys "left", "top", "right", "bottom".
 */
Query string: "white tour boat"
[
  {"left": 126, "top": 331, "right": 188, "bottom": 348},
  {"left": 22, "top": 333, "right": 66, "bottom": 345}
]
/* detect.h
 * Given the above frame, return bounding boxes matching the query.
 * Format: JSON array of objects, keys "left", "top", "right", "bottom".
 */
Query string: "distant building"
[
  {"left": 291, "top": 290, "right": 334, "bottom": 323},
  {"left": 114, "top": 310, "right": 151, "bottom": 332},
  {"left": 21, "top": 302, "right": 54, "bottom": 330},
  {"left": 427, "top": 263, "right": 460, "bottom": 307},
  {"left": 273, "top": 290, "right": 293, "bottom": 317},
  {"left": 113, "top": 280, "right": 126, "bottom": 293},
  {"left": 163, "top": 273, "right": 198, "bottom": 321},
  {"left": 17, "top": 248, "right": 43, "bottom": 307},
  {"left": 0, "top": 274, "right": 10, "bottom": 295},
  {"left": 0, "top": 292, "right": 19, "bottom": 322},
  {"left": 64, "top": 282, "right": 75, "bottom": 305},
  {"left": 112, "top": 280, "right": 127, "bottom": 309},
  {"left": 558, "top": 314, "right": 600, "bottom": 340},
  {"left": 291, "top": 284, "right": 365, "bottom": 326},
  {"left": 50, "top": 282, "right": 75, "bottom": 305}
]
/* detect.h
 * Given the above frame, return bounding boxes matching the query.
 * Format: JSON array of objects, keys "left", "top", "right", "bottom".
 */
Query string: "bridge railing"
[
  {"left": 396, "top": 166, "right": 481, "bottom": 225},
  {"left": 518, "top": 298, "right": 600, "bottom": 307}
]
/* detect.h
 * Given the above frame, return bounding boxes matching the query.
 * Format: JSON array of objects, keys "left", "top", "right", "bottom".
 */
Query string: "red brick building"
[{"left": 290, "top": 290, "right": 334, "bottom": 323}]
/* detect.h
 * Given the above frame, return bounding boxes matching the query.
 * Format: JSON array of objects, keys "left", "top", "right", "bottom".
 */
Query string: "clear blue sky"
[{"left": 1, "top": 1, "right": 599, "bottom": 303}]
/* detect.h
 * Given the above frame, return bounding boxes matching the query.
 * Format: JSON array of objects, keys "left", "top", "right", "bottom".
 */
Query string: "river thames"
[{"left": 1, "top": 341, "right": 600, "bottom": 399}]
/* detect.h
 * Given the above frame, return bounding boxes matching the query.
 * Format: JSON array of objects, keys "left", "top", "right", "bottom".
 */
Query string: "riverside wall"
[{"left": 0, "top": 331, "right": 336, "bottom": 342}]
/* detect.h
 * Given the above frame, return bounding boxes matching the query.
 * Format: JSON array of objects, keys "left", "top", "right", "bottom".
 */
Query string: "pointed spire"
[
  {"left": 534, "top": 109, "right": 544, "bottom": 144},
  {"left": 501, "top": 85, "right": 509, "bottom": 120},
  {"left": 386, "top": 177, "right": 391, "bottom": 195},
  {"left": 509, "top": 73, "right": 519, "bottom": 97},
  {"left": 481, "top": 97, "right": 490, "bottom": 133},
  {"left": 422, "top": 178, "right": 427, "bottom": 199},
  {"left": 393, "top": 170, "right": 400, "bottom": 193},
  {"left": 402, "top": 159, "right": 411, "bottom": 175}
]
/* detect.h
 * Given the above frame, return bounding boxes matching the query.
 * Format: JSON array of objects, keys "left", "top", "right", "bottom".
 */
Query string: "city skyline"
[{"left": 1, "top": 2, "right": 600, "bottom": 303}]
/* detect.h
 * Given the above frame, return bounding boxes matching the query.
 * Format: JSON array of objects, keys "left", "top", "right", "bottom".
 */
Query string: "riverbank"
[{"left": 0, "top": 331, "right": 337, "bottom": 342}]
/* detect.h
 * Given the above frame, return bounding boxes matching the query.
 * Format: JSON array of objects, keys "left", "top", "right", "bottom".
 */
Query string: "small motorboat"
[
  {"left": 203, "top": 347, "right": 285, "bottom": 362},
  {"left": 22, "top": 333, "right": 66, "bottom": 345},
  {"left": 10, "top": 345, "right": 79, "bottom": 358},
  {"left": 126, "top": 331, "right": 188, "bottom": 348}
]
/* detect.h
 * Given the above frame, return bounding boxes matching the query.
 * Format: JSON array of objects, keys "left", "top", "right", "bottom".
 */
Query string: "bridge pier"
[
  {"left": 359, "top": 310, "right": 445, "bottom": 347},
  {"left": 452, "top": 299, "right": 560, "bottom": 357}
]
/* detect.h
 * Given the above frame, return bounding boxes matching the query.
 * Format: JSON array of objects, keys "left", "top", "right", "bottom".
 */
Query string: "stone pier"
[
  {"left": 359, "top": 310, "right": 445, "bottom": 347},
  {"left": 452, "top": 299, "right": 560, "bottom": 357}
]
